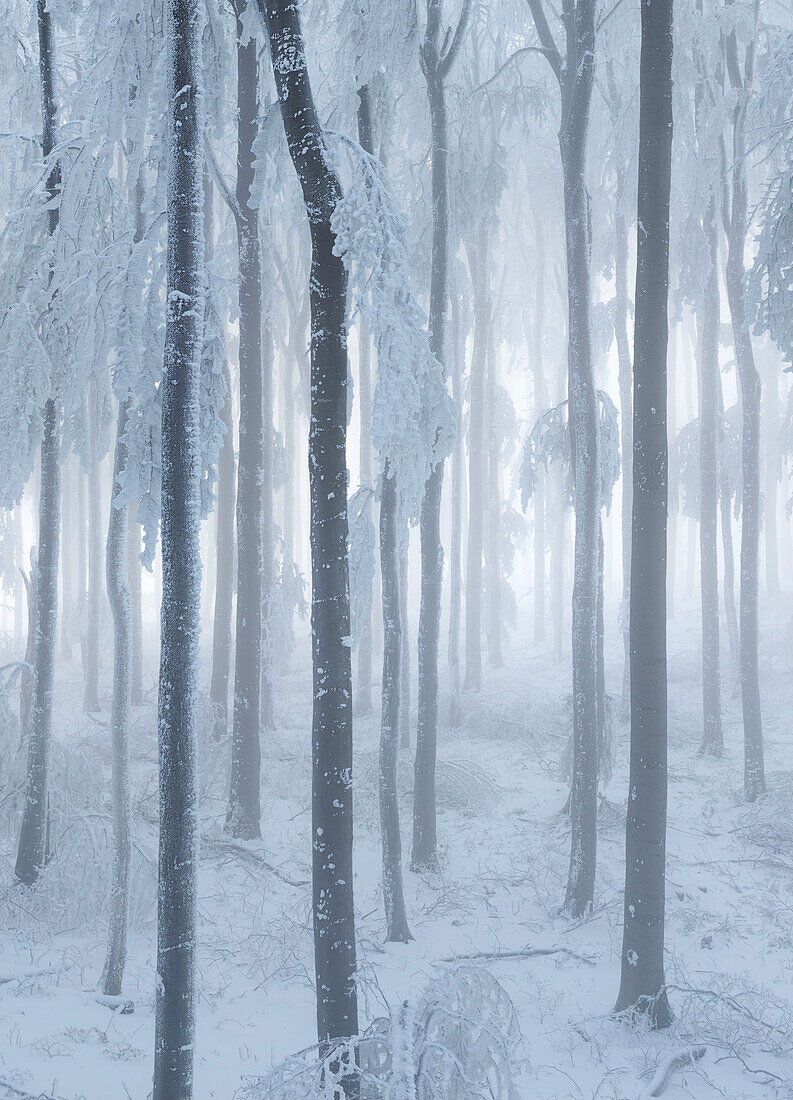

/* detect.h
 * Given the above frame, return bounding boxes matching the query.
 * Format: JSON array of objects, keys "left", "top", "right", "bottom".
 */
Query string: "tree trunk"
[
  {"left": 226, "top": 10, "right": 264, "bottom": 839},
  {"left": 448, "top": 283, "right": 463, "bottom": 726},
  {"left": 84, "top": 382, "right": 103, "bottom": 712},
  {"left": 355, "top": 84, "right": 375, "bottom": 720},
  {"left": 15, "top": 0, "right": 62, "bottom": 887},
  {"left": 530, "top": 227, "right": 547, "bottom": 645},
  {"left": 551, "top": 466, "right": 565, "bottom": 664},
  {"left": 615, "top": 0, "right": 673, "bottom": 1028},
  {"left": 210, "top": 358, "right": 235, "bottom": 740},
  {"left": 259, "top": 0, "right": 359, "bottom": 1047},
  {"left": 614, "top": 210, "right": 632, "bottom": 706},
  {"left": 464, "top": 225, "right": 487, "bottom": 691},
  {"left": 101, "top": 398, "right": 132, "bottom": 997},
  {"left": 60, "top": 457, "right": 73, "bottom": 661},
  {"left": 151, "top": 1, "right": 203, "bottom": 1094},
  {"left": 14, "top": 505, "right": 24, "bottom": 650},
  {"left": 127, "top": 506, "right": 144, "bottom": 706},
  {"left": 561, "top": 119, "right": 599, "bottom": 919},
  {"left": 762, "top": 351, "right": 780, "bottom": 598},
  {"left": 379, "top": 469, "right": 412, "bottom": 943},
  {"left": 399, "top": 530, "right": 411, "bottom": 749},
  {"left": 412, "top": 63, "right": 447, "bottom": 874},
  {"left": 725, "top": 12, "right": 765, "bottom": 801},
  {"left": 485, "top": 309, "right": 502, "bottom": 667},
  {"left": 698, "top": 203, "right": 723, "bottom": 755}
]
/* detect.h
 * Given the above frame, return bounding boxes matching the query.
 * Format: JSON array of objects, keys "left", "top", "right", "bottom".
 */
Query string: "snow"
[{"left": 1, "top": 591, "right": 793, "bottom": 1098}]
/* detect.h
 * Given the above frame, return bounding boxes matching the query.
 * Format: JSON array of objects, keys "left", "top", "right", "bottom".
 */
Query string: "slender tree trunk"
[
  {"left": 355, "top": 85, "right": 375, "bottom": 719},
  {"left": 127, "top": 507, "right": 144, "bottom": 705},
  {"left": 60, "top": 457, "right": 73, "bottom": 661},
  {"left": 615, "top": 210, "right": 632, "bottom": 706},
  {"left": 102, "top": 398, "right": 132, "bottom": 997},
  {"left": 530, "top": 228, "right": 547, "bottom": 645},
  {"left": 399, "top": 531, "right": 411, "bottom": 749},
  {"left": 448, "top": 283, "right": 463, "bottom": 725},
  {"left": 259, "top": 0, "right": 359, "bottom": 1047},
  {"left": 20, "top": 553, "right": 37, "bottom": 738},
  {"left": 551, "top": 466, "right": 565, "bottom": 664},
  {"left": 227, "top": 9, "right": 264, "bottom": 838},
  {"left": 259, "top": 237, "right": 275, "bottom": 733},
  {"left": 763, "top": 351, "right": 781, "bottom": 597},
  {"left": 413, "top": 61, "right": 447, "bottom": 873},
  {"left": 615, "top": 0, "right": 673, "bottom": 1028},
  {"left": 464, "top": 225, "right": 487, "bottom": 691},
  {"left": 210, "top": 358, "right": 235, "bottom": 740},
  {"left": 699, "top": 203, "right": 723, "bottom": 755},
  {"left": 84, "top": 383, "right": 103, "bottom": 712},
  {"left": 725, "top": 10, "right": 765, "bottom": 801},
  {"left": 485, "top": 312, "right": 502, "bottom": 667},
  {"left": 561, "top": 111, "right": 599, "bottom": 919},
  {"left": 379, "top": 469, "right": 412, "bottom": 943},
  {"left": 15, "top": 0, "right": 62, "bottom": 887},
  {"left": 152, "top": 1, "right": 203, "bottom": 1094},
  {"left": 14, "top": 505, "right": 24, "bottom": 650}
]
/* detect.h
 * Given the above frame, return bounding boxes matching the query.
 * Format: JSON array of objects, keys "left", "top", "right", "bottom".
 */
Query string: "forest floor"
[{"left": 1, "top": 591, "right": 792, "bottom": 1099}]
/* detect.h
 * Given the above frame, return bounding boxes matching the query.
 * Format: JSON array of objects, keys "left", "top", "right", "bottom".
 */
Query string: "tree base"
[{"left": 613, "top": 988, "right": 672, "bottom": 1031}]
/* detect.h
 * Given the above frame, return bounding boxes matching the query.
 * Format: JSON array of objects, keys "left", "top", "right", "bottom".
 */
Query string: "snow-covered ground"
[{"left": 1, "top": 591, "right": 792, "bottom": 1099}]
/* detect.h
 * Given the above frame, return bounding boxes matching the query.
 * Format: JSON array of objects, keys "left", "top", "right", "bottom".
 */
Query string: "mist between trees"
[{"left": 0, "top": 0, "right": 792, "bottom": 1097}]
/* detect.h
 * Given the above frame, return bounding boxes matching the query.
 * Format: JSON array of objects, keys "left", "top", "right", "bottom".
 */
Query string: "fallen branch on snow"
[
  {"left": 441, "top": 946, "right": 596, "bottom": 966},
  {"left": 640, "top": 1046, "right": 706, "bottom": 1098},
  {"left": 0, "top": 1079, "right": 69, "bottom": 1100},
  {"left": 200, "top": 834, "right": 310, "bottom": 888}
]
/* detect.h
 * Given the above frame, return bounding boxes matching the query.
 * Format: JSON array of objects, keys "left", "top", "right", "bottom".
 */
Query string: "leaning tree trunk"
[
  {"left": 464, "top": 224, "right": 488, "bottom": 692},
  {"left": 698, "top": 202, "right": 723, "bottom": 755},
  {"left": 15, "top": 0, "right": 62, "bottom": 887},
  {"left": 725, "top": 20, "right": 765, "bottom": 800},
  {"left": 152, "top": 1, "right": 203, "bottom": 1096},
  {"left": 762, "top": 351, "right": 781, "bottom": 598},
  {"left": 101, "top": 398, "right": 132, "bottom": 997},
  {"left": 227, "top": 8, "right": 264, "bottom": 839},
  {"left": 258, "top": 0, "right": 359, "bottom": 1047},
  {"left": 615, "top": 0, "right": 673, "bottom": 1029},
  {"left": 379, "top": 469, "right": 412, "bottom": 943},
  {"left": 530, "top": 225, "right": 548, "bottom": 645}
]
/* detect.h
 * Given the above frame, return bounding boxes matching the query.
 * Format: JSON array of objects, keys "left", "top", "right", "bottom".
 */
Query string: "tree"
[
  {"left": 615, "top": 0, "right": 673, "bottom": 1029},
  {"left": 225, "top": 1, "right": 265, "bottom": 838},
  {"left": 724, "top": 0, "right": 765, "bottom": 801},
  {"left": 15, "top": 0, "right": 63, "bottom": 888},
  {"left": 525, "top": 0, "right": 600, "bottom": 918},
  {"left": 412, "top": 0, "right": 471, "bottom": 874},
  {"left": 255, "top": 0, "right": 359, "bottom": 1047},
  {"left": 152, "top": 0, "right": 203, "bottom": 1094}
]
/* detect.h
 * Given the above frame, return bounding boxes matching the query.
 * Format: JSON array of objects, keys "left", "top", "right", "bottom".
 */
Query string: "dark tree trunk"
[
  {"left": 379, "top": 470, "right": 412, "bottom": 943},
  {"left": 762, "top": 352, "right": 781, "bottom": 598},
  {"left": 412, "top": 0, "right": 471, "bottom": 871},
  {"left": 725, "top": 11, "right": 765, "bottom": 801},
  {"left": 227, "top": 8, "right": 264, "bottom": 838},
  {"left": 258, "top": 0, "right": 359, "bottom": 1047},
  {"left": 614, "top": 0, "right": 673, "bottom": 1029},
  {"left": 102, "top": 398, "right": 132, "bottom": 997},
  {"left": 15, "top": 0, "right": 62, "bottom": 887},
  {"left": 698, "top": 203, "right": 723, "bottom": 755},
  {"left": 152, "top": 1, "right": 203, "bottom": 1095},
  {"left": 464, "top": 225, "right": 487, "bottom": 691}
]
